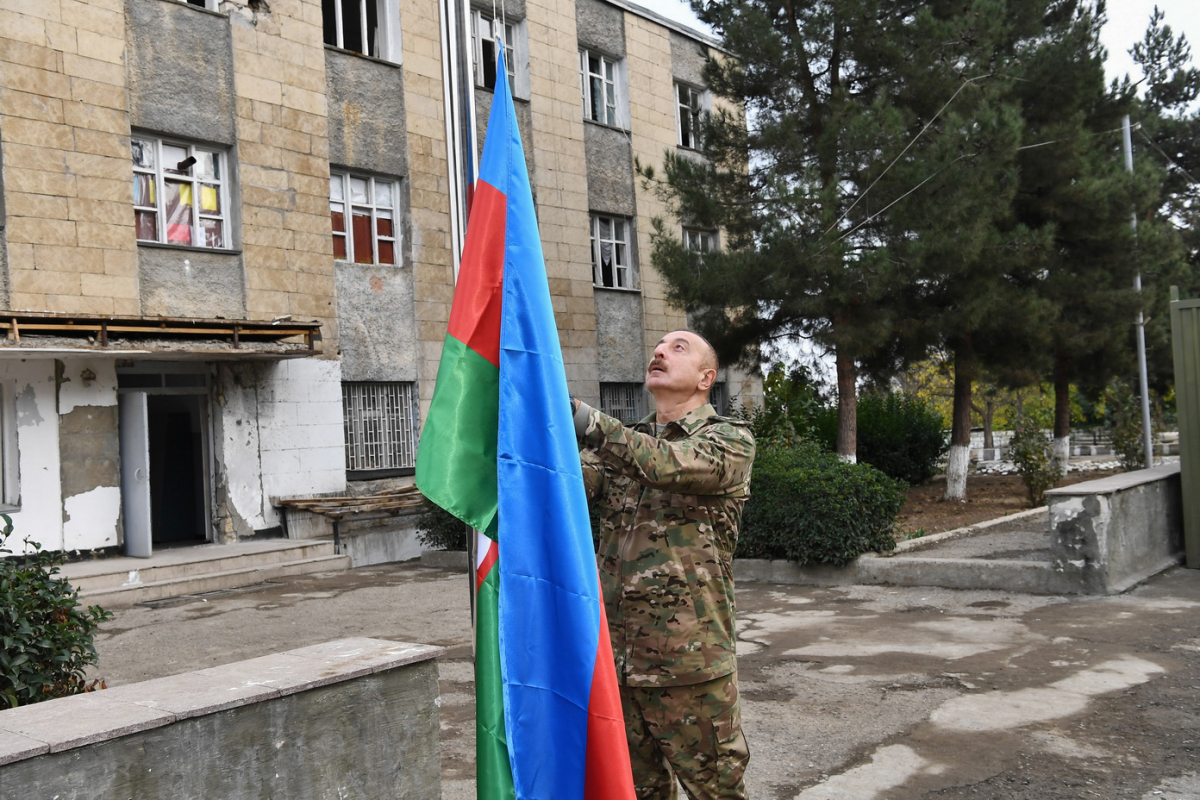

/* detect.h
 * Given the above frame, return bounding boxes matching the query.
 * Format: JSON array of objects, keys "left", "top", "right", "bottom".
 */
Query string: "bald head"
[{"left": 646, "top": 330, "right": 720, "bottom": 421}]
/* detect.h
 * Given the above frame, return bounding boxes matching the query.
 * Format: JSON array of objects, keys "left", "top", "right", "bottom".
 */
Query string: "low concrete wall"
[
  {"left": 0, "top": 639, "right": 443, "bottom": 800},
  {"left": 1047, "top": 463, "right": 1184, "bottom": 594}
]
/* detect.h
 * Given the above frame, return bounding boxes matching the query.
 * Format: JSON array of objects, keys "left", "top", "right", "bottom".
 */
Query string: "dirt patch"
[{"left": 896, "top": 471, "right": 1121, "bottom": 536}]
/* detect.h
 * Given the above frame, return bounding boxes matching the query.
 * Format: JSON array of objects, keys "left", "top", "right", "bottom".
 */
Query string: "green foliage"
[
  {"left": 738, "top": 443, "right": 905, "bottom": 566},
  {"left": 812, "top": 393, "right": 948, "bottom": 485},
  {"left": 414, "top": 503, "right": 468, "bottom": 551},
  {"left": 0, "top": 517, "right": 112, "bottom": 708},
  {"left": 740, "top": 363, "right": 825, "bottom": 443},
  {"left": 1105, "top": 380, "right": 1156, "bottom": 471},
  {"left": 1008, "top": 419, "right": 1063, "bottom": 507}
]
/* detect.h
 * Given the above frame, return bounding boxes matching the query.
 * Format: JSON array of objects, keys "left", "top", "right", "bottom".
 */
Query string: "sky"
[{"left": 633, "top": 0, "right": 1200, "bottom": 88}]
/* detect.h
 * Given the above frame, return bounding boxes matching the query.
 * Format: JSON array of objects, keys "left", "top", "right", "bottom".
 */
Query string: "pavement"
[{"left": 87, "top": 551, "right": 1200, "bottom": 800}]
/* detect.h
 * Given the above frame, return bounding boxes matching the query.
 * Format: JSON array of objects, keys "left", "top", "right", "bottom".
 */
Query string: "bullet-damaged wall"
[
  {"left": 58, "top": 359, "right": 121, "bottom": 551},
  {"left": 0, "top": 361, "right": 64, "bottom": 554}
]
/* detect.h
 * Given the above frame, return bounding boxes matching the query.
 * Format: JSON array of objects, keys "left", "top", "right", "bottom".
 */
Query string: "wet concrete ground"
[{"left": 91, "top": 561, "right": 1200, "bottom": 800}]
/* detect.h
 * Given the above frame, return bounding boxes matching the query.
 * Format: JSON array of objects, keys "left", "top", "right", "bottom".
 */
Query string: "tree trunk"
[
  {"left": 835, "top": 348, "right": 857, "bottom": 463},
  {"left": 982, "top": 399, "right": 995, "bottom": 450},
  {"left": 945, "top": 352, "right": 972, "bottom": 501},
  {"left": 1052, "top": 360, "right": 1071, "bottom": 473}
]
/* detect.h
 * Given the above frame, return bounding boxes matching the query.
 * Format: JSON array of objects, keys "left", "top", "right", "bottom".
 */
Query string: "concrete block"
[{"left": 0, "top": 692, "right": 173, "bottom": 753}]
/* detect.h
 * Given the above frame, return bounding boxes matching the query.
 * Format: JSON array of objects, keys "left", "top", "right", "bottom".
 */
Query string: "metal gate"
[{"left": 1170, "top": 286, "right": 1200, "bottom": 568}]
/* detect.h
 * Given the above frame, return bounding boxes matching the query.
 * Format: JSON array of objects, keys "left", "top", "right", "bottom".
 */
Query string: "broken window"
[
  {"left": 323, "top": 0, "right": 400, "bottom": 62},
  {"left": 472, "top": 11, "right": 524, "bottom": 96},
  {"left": 676, "top": 82, "right": 705, "bottom": 149},
  {"left": 580, "top": 50, "right": 622, "bottom": 127},
  {"left": 330, "top": 172, "right": 399, "bottom": 265},
  {"left": 131, "top": 136, "right": 228, "bottom": 249},
  {"left": 591, "top": 213, "right": 633, "bottom": 289},
  {"left": 342, "top": 382, "right": 418, "bottom": 476}
]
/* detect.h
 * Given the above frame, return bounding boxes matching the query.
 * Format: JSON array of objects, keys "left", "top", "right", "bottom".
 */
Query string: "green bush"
[
  {"left": 1008, "top": 419, "right": 1062, "bottom": 507},
  {"left": 814, "top": 393, "right": 948, "bottom": 485},
  {"left": 415, "top": 503, "right": 469, "bottom": 551},
  {"left": 738, "top": 443, "right": 906, "bottom": 566},
  {"left": 0, "top": 517, "right": 112, "bottom": 708}
]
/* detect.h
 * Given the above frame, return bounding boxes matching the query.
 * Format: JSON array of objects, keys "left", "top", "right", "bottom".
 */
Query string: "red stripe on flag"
[
  {"left": 584, "top": 604, "right": 636, "bottom": 800},
  {"left": 476, "top": 535, "right": 499, "bottom": 590},
  {"left": 448, "top": 180, "right": 506, "bottom": 368}
]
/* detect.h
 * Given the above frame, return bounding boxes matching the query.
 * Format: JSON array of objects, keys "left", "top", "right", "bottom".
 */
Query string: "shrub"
[
  {"left": 414, "top": 503, "right": 469, "bottom": 551},
  {"left": 813, "top": 393, "right": 949, "bottom": 485},
  {"left": 1008, "top": 419, "right": 1062, "bottom": 507},
  {"left": 0, "top": 517, "right": 112, "bottom": 708},
  {"left": 738, "top": 443, "right": 905, "bottom": 566},
  {"left": 1105, "top": 380, "right": 1156, "bottom": 471}
]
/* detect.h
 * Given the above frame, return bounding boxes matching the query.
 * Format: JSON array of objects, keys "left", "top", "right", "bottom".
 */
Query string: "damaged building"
[{"left": 0, "top": 0, "right": 759, "bottom": 558}]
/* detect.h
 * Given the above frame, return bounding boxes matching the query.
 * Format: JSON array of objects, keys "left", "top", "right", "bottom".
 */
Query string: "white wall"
[
  {"left": 0, "top": 359, "right": 63, "bottom": 554},
  {"left": 59, "top": 359, "right": 121, "bottom": 551},
  {"left": 218, "top": 358, "right": 347, "bottom": 532}
]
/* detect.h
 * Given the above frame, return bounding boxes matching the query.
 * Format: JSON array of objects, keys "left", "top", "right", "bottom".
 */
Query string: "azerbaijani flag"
[{"left": 415, "top": 48, "right": 635, "bottom": 800}]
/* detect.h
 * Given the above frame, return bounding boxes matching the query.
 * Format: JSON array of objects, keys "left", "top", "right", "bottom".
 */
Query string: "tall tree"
[
  {"left": 642, "top": 0, "right": 955, "bottom": 460},
  {"left": 1010, "top": 1, "right": 1148, "bottom": 470}
]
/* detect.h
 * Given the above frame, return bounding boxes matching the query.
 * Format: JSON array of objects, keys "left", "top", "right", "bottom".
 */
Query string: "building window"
[
  {"left": 591, "top": 214, "right": 633, "bottom": 289},
  {"left": 709, "top": 381, "right": 727, "bottom": 415},
  {"left": 131, "top": 136, "right": 229, "bottom": 249},
  {"left": 600, "top": 383, "right": 647, "bottom": 424},
  {"left": 676, "top": 82, "right": 705, "bottom": 149},
  {"left": 472, "top": 11, "right": 517, "bottom": 92},
  {"left": 684, "top": 227, "right": 716, "bottom": 254},
  {"left": 323, "top": 0, "right": 400, "bottom": 62},
  {"left": 343, "top": 382, "right": 418, "bottom": 476},
  {"left": 175, "top": 0, "right": 219, "bottom": 9},
  {"left": 330, "top": 173, "right": 399, "bottom": 265},
  {"left": 580, "top": 50, "right": 621, "bottom": 126}
]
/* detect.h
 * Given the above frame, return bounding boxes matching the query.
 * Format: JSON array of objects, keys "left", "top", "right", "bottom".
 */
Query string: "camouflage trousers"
[{"left": 621, "top": 673, "right": 749, "bottom": 800}]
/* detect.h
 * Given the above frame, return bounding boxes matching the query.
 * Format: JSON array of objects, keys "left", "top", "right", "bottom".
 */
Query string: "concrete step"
[
  {"left": 64, "top": 540, "right": 337, "bottom": 593},
  {"left": 78, "top": 553, "right": 350, "bottom": 608}
]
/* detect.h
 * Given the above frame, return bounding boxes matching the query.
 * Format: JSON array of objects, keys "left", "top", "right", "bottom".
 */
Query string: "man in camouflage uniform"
[{"left": 572, "top": 330, "right": 756, "bottom": 800}]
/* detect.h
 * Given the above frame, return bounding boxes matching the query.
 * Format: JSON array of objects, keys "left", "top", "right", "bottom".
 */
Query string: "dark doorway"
[{"left": 147, "top": 394, "right": 207, "bottom": 545}]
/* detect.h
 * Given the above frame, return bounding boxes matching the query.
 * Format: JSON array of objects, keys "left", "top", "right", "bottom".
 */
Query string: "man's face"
[{"left": 646, "top": 331, "right": 714, "bottom": 397}]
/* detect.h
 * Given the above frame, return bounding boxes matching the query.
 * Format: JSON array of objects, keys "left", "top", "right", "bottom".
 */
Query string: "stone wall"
[{"left": 0, "top": 638, "right": 443, "bottom": 800}]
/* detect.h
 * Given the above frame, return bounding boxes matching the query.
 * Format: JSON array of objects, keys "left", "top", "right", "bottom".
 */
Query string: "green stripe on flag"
[
  {"left": 475, "top": 525, "right": 514, "bottom": 800},
  {"left": 415, "top": 334, "right": 499, "bottom": 533}
]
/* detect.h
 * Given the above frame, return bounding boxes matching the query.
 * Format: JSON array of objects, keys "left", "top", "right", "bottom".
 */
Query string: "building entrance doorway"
[{"left": 118, "top": 365, "right": 212, "bottom": 556}]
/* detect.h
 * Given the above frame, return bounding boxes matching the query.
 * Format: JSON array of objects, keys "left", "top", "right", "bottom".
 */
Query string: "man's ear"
[{"left": 699, "top": 369, "right": 716, "bottom": 392}]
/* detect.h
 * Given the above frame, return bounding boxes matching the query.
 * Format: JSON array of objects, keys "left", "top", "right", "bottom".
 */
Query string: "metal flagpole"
[
  {"left": 1123, "top": 115, "right": 1155, "bottom": 469},
  {"left": 439, "top": 0, "right": 480, "bottom": 634}
]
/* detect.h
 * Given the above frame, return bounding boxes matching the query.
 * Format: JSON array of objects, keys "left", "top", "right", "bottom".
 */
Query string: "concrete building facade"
[{"left": 0, "top": 0, "right": 759, "bottom": 556}]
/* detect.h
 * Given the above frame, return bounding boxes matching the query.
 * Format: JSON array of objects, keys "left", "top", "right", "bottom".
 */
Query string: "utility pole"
[{"left": 1123, "top": 115, "right": 1155, "bottom": 469}]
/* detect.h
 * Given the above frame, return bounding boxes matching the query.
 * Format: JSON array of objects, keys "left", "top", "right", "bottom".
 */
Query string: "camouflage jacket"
[{"left": 579, "top": 402, "right": 756, "bottom": 687}]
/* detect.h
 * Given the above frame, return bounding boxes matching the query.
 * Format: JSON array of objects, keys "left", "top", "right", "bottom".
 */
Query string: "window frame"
[
  {"left": 599, "top": 383, "right": 648, "bottom": 425},
  {"left": 580, "top": 50, "right": 625, "bottom": 128},
  {"left": 330, "top": 171, "right": 401, "bottom": 266},
  {"left": 683, "top": 227, "right": 717, "bottom": 255},
  {"left": 471, "top": 10, "right": 528, "bottom": 98},
  {"left": 323, "top": 0, "right": 402, "bottom": 63},
  {"left": 675, "top": 82, "right": 706, "bottom": 150},
  {"left": 131, "top": 135, "right": 231, "bottom": 251},
  {"left": 342, "top": 381, "right": 419, "bottom": 478},
  {"left": 591, "top": 213, "right": 634, "bottom": 290},
  {"left": 0, "top": 383, "right": 19, "bottom": 511}
]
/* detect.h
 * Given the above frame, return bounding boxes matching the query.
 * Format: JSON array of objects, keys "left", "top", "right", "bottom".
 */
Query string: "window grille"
[
  {"left": 591, "top": 214, "right": 632, "bottom": 289},
  {"left": 331, "top": 173, "right": 399, "bottom": 265},
  {"left": 600, "top": 383, "right": 646, "bottom": 424},
  {"left": 710, "top": 381, "right": 727, "bottom": 415},
  {"left": 342, "top": 382, "right": 418, "bottom": 473}
]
